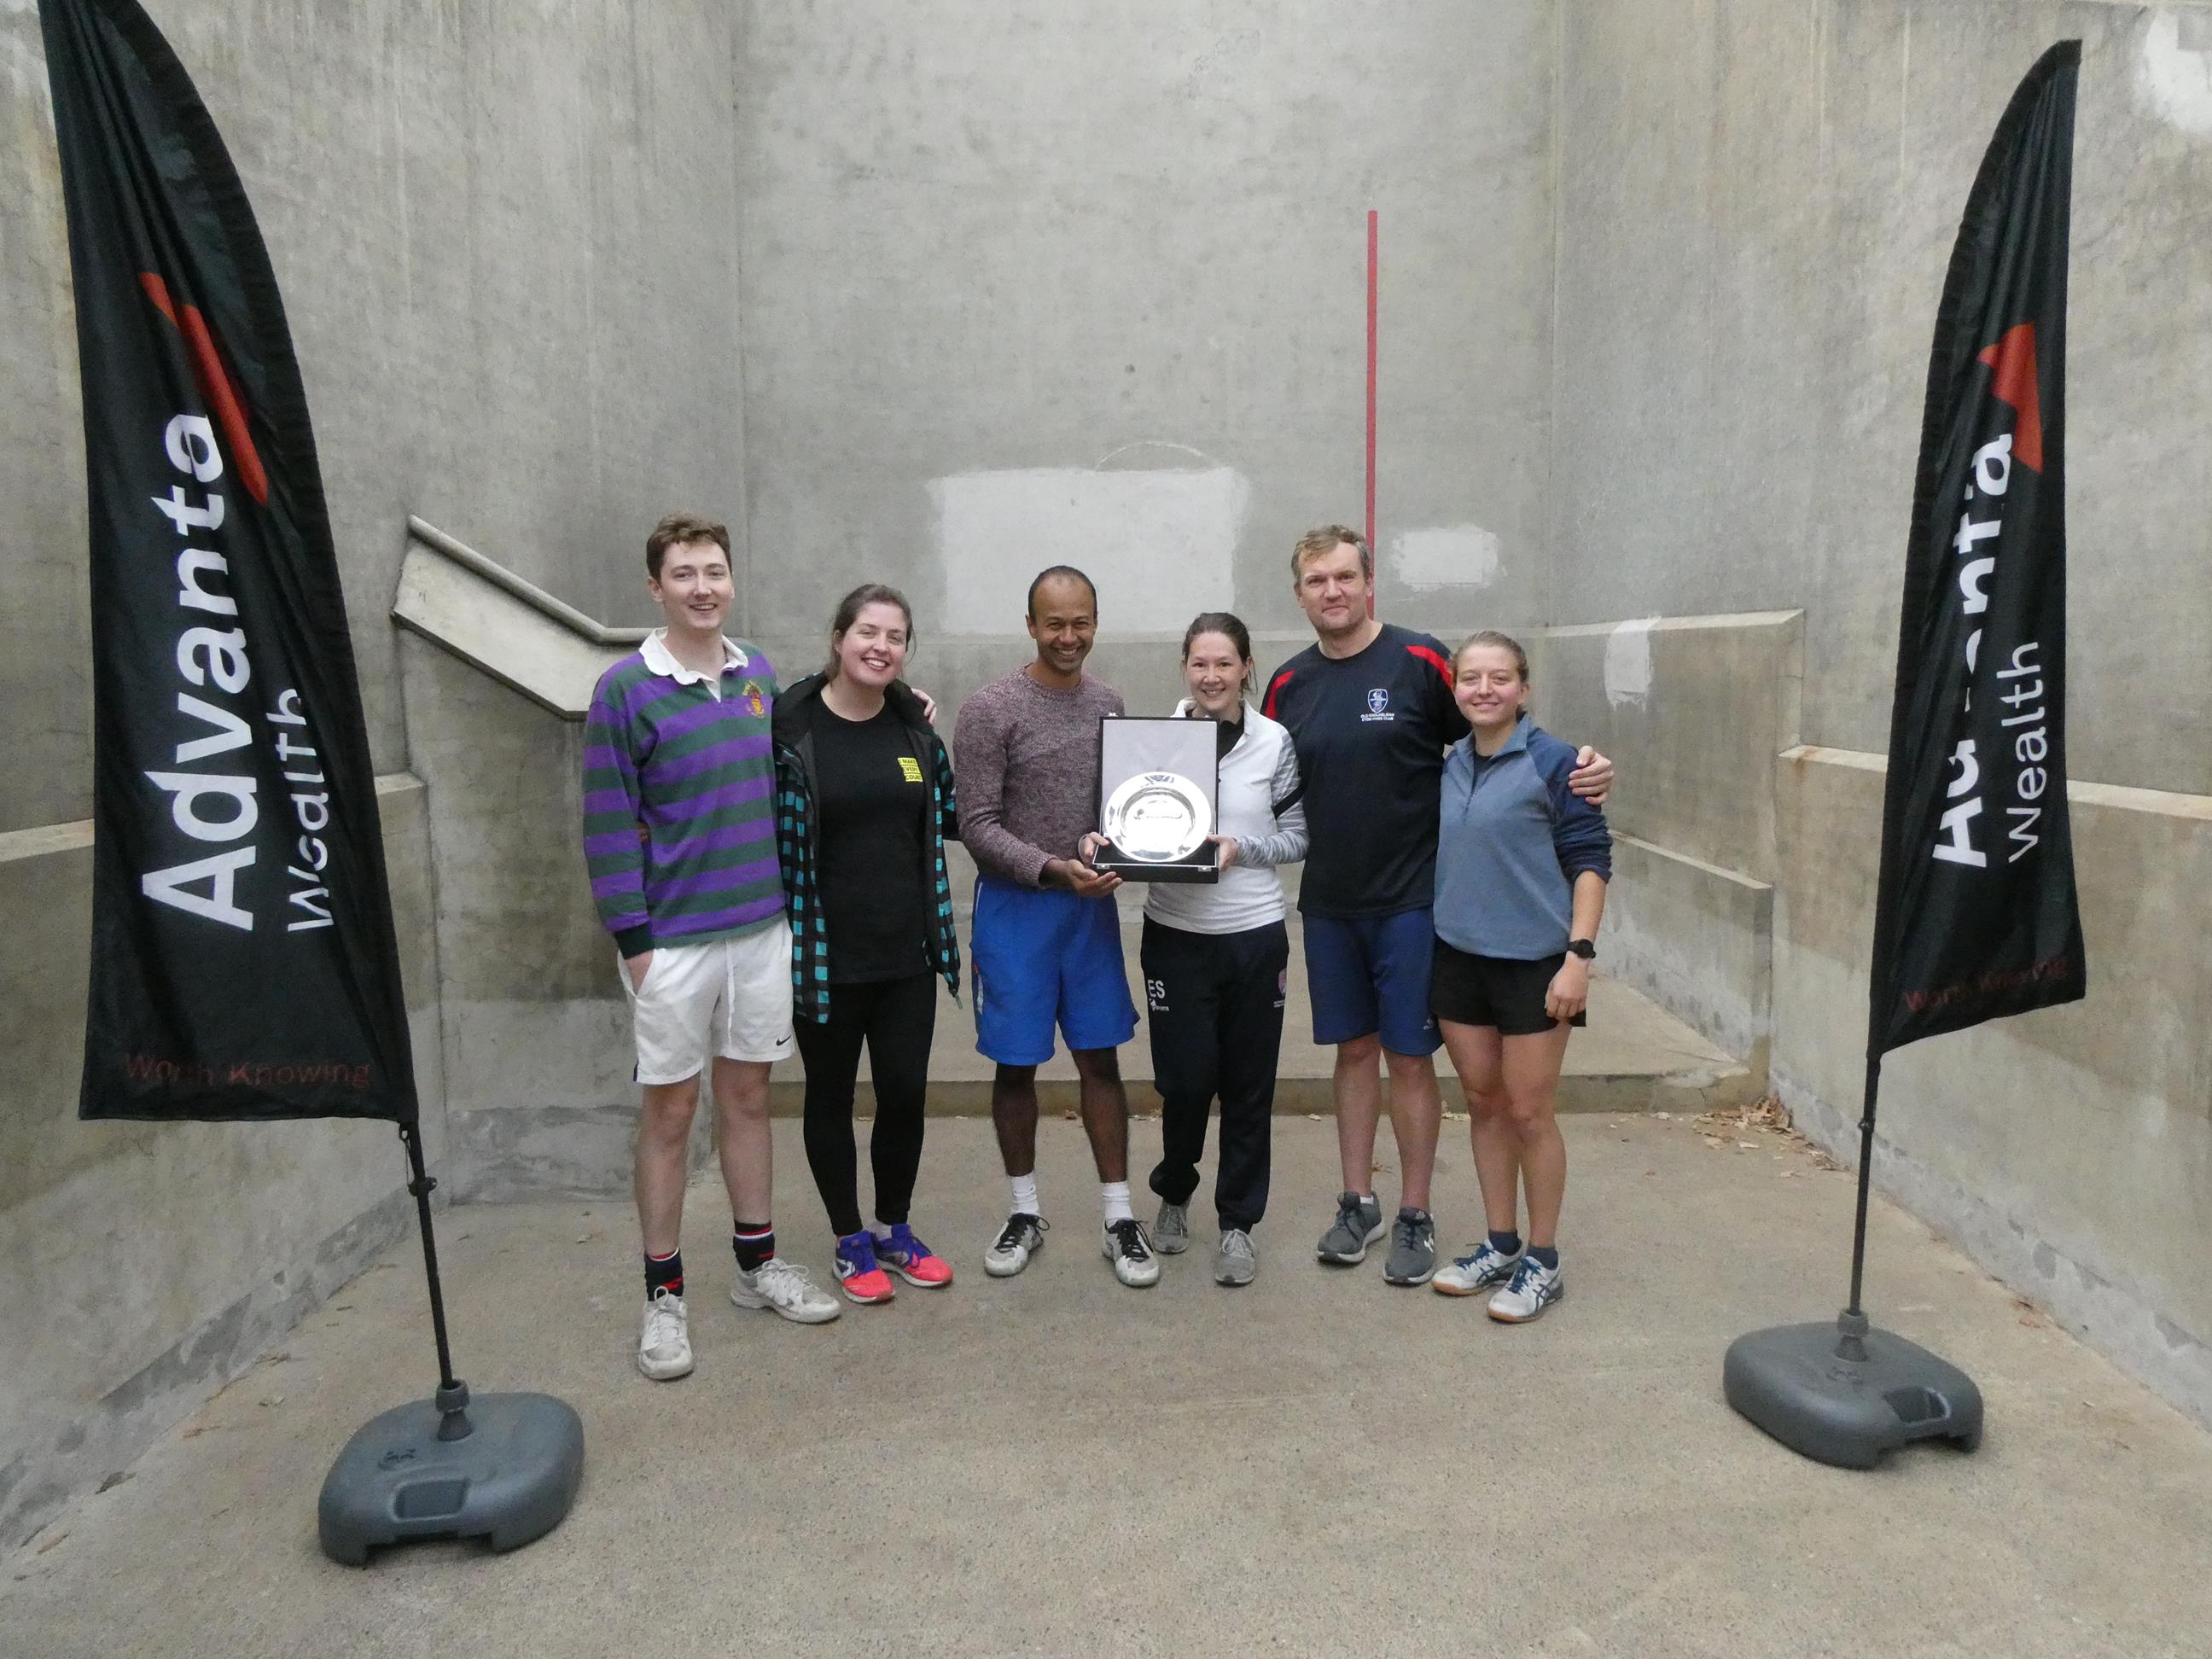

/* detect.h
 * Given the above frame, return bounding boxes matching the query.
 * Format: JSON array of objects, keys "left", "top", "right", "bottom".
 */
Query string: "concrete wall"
[
  {"left": 1545, "top": 2, "right": 2212, "bottom": 1427},
  {"left": 0, "top": 0, "right": 749, "bottom": 837},
  {"left": 733, "top": 0, "right": 1559, "bottom": 643},
  {"left": 1548, "top": 0, "right": 2212, "bottom": 788},
  {"left": 0, "top": 0, "right": 751, "bottom": 1548}
]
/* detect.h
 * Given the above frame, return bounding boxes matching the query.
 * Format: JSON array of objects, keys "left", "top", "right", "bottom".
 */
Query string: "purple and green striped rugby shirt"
[{"left": 582, "top": 632, "right": 783, "bottom": 957}]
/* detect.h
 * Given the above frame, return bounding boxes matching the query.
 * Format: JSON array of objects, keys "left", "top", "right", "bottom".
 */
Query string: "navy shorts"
[
  {"left": 1301, "top": 905, "right": 1441, "bottom": 1056},
  {"left": 969, "top": 876, "right": 1138, "bottom": 1066}
]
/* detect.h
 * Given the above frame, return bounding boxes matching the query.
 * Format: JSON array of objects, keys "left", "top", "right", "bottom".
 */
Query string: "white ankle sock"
[
  {"left": 1101, "top": 1181, "right": 1134, "bottom": 1225},
  {"left": 1010, "top": 1173, "right": 1039, "bottom": 1218}
]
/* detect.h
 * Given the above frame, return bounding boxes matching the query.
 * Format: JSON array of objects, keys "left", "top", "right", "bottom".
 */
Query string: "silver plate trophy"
[
  {"left": 1093, "top": 717, "right": 1220, "bottom": 883},
  {"left": 1103, "top": 771, "right": 1210, "bottom": 862}
]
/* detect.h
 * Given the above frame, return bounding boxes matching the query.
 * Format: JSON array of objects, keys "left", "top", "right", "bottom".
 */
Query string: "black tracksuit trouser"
[
  {"left": 1140, "top": 915, "right": 1288, "bottom": 1231},
  {"left": 794, "top": 970, "right": 937, "bottom": 1237}
]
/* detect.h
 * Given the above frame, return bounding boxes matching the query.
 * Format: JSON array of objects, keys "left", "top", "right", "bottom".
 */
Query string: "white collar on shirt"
[{"left": 642, "top": 627, "right": 748, "bottom": 685}]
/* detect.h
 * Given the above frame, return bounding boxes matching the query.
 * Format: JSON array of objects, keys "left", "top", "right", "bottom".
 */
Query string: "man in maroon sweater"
[{"left": 953, "top": 567, "right": 1158, "bottom": 1289}]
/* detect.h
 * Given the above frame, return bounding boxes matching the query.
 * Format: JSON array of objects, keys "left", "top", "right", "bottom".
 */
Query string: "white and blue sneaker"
[
  {"left": 1433, "top": 1238, "right": 1523, "bottom": 1298},
  {"left": 1487, "top": 1254, "right": 1563, "bottom": 1323}
]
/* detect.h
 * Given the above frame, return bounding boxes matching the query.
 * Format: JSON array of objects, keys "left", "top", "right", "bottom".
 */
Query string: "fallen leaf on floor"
[
  {"left": 1307, "top": 1114, "right": 1323, "bottom": 1121},
  {"left": 256, "top": 1351, "right": 291, "bottom": 1367},
  {"left": 1701, "top": 1136, "right": 1725, "bottom": 1149},
  {"left": 1779, "top": 1169, "right": 1798, "bottom": 1179},
  {"left": 1062, "top": 1109, "right": 1080, "bottom": 1121},
  {"left": 575, "top": 1232, "right": 597, "bottom": 1244},
  {"left": 1654, "top": 1112, "right": 1671, "bottom": 1120},
  {"left": 96, "top": 1470, "right": 132, "bottom": 1494},
  {"left": 259, "top": 1395, "right": 284, "bottom": 1407},
  {"left": 34, "top": 1532, "right": 66, "bottom": 1556},
  {"left": 1738, "top": 1141, "right": 1757, "bottom": 1150}
]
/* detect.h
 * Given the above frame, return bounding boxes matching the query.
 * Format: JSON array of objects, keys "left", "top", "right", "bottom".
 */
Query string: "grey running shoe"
[
  {"left": 1215, "top": 1228, "right": 1256, "bottom": 1287},
  {"left": 1154, "top": 1200, "right": 1190, "bottom": 1254},
  {"left": 1488, "top": 1254, "right": 1564, "bottom": 1322},
  {"left": 1315, "top": 1191, "right": 1385, "bottom": 1265},
  {"left": 1382, "top": 1208, "right": 1437, "bottom": 1286},
  {"left": 1434, "top": 1238, "right": 1523, "bottom": 1297}
]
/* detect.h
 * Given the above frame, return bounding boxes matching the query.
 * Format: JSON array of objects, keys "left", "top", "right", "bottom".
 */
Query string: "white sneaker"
[
  {"left": 730, "top": 1257, "right": 841, "bottom": 1324},
  {"left": 984, "top": 1213, "right": 1048, "bottom": 1278},
  {"left": 1101, "top": 1218, "right": 1161, "bottom": 1288},
  {"left": 1487, "top": 1254, "right": 1563, "bottom": 1323},
  {"left": 1434, "top": 1239, "right": 1523, "bottom": 1297},
  {"left": 637, "top": 1289, "right": 694, "bottom": 1380}
]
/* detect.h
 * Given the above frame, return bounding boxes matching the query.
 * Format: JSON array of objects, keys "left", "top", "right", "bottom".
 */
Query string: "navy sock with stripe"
[{"left": 732, "top": 1221, "right": 775, "bottom": 1273}]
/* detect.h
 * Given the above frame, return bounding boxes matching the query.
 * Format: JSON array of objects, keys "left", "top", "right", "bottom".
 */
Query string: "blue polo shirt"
[{"left": 1435, "top": 716, "right": 1612, "bottom": 960}]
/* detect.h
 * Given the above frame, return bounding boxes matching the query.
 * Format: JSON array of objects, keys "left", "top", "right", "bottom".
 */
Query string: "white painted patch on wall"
[
  {"left": 933, "top": 467, "right": 1247, "bottom": 633},
  {"left": 1603, "top": 616, "right": 1658, "bottom": 710},
  {"left": 1390, "top": 525, "right": 1500, "bottom": 589},
  {"left": 2138, "top": 10, "right": 2212, "bottom": 138}
]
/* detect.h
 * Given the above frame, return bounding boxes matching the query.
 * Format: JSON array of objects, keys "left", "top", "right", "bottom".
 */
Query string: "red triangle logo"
[{"left": 1976, "top": 323, "right": 2043, "bottom": 474}]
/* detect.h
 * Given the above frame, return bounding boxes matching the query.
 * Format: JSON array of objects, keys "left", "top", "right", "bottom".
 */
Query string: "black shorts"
[{"left": 1428, "top": 939, "right": 1586, "bottom": 1036}]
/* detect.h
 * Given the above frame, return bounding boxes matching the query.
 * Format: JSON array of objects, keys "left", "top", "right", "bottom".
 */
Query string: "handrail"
[{"left": 405, "top": 515, "right": 649, "bottom": 645}]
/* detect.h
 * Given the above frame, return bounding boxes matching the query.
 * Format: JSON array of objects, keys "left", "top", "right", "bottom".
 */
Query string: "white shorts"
[{"left": 621, "top": 921, "right": 795, "bottom": 1084}]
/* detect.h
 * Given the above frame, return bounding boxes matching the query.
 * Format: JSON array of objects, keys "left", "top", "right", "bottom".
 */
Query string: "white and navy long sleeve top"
[{"left": 1144, "top": 699, "right": 1307, "bottom": 936}]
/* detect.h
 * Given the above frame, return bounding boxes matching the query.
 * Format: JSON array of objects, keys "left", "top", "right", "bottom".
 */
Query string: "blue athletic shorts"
[
  {"left": 1302, "top": 905, "right": 1441, "bottom": 1056},
  {"left": 969, "top": 876, "right": 1138, "bottom": 1066}
]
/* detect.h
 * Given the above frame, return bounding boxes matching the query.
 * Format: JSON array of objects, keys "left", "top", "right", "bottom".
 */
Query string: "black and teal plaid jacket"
[{"left": 771, "top": 674, "right": 961, "bottom": 1023}]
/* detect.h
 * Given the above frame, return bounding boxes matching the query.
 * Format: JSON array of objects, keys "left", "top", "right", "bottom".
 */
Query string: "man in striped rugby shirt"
[{"left": 583, "top": 513, "right": 839, "bottom": 1382}]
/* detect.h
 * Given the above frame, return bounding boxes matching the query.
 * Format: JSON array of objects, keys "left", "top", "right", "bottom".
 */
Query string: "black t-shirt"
[
  {"left": 1261, "top": 622, "right": 1468, "bottom": 917},
  {"left": 812, "top": 702, "right": 930, "bottom": 982}
]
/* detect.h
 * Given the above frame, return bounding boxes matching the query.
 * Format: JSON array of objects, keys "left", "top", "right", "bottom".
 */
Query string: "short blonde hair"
[{"left": 1291, "top": 525, "right": 1371, "bottom": 581}]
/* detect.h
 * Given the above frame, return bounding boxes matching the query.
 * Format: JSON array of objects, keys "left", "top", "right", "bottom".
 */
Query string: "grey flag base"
[
  {"left": 1725, "top": 1310, "right": 1983, "bottom": 1470},
  {"left": 318, "top": 1387, "right": 585, "bottom": 1564},
  {"left": 317, "top": 1124, "right": 585, "bottom": 1564}
]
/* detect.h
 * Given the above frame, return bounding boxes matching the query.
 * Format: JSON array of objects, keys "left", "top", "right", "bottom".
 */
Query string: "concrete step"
[{"left": 769, "top": 916, "right": 1755, "bottom": 1118}]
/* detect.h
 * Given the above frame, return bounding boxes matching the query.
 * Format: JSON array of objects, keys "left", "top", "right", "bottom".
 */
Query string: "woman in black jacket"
[{"left": 772, "top": 584, "right": 962, "bottom": 1305}]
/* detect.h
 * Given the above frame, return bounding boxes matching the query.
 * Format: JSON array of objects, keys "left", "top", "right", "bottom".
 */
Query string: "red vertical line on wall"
[{"left": 1365, "top": 207, "right": 1379, "bottom": 614}]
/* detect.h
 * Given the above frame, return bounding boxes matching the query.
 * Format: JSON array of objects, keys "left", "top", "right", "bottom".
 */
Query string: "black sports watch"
[{"left": 1564, "top": 939, "right": 1596, "bottom": 961}]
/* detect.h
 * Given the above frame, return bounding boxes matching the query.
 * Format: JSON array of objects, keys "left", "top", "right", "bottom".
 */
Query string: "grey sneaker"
[
  {"left": 1154, "top": 1200, "right": 1190, "bottom": 1254},
  {"left": 1382, "top": 1208, "right": 1437, "bottom": 1286},
  {"left": 1316, "top": 1192, "right": 1385, "bottom": 1265},
  {"left": 1215, "top": 1228, "right": 1256, "bottom": 1287}
]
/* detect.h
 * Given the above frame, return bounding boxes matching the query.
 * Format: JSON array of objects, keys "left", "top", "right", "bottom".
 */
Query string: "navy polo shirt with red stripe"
[{"left": 1262, "top": 622, "right": 1469, "bottom": 917}]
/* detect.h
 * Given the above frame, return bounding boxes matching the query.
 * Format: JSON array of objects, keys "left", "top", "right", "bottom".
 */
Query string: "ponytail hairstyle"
[
  {"left": 1453, "top": 628, "right": 1530, "bottom": 687},
  {"left": 1181, "top": 610, "right": 1257, "bottom": 696},
  {"left": 824, "top": 583, "right": 915, "bottom": 683}
]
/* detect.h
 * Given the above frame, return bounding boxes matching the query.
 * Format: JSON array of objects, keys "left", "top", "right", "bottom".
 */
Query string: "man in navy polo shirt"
[{"left": 1262, "top": 526, "right": 1611, "bottom": 1286}]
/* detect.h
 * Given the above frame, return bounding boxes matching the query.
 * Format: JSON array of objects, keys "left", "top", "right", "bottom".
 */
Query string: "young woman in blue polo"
[{"left": 1427, "top": 631, "right": 1611, "bottom": 1323}]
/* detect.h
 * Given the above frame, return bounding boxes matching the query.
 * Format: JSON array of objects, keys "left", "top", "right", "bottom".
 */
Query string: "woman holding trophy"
[{"left": 1086, "top": 612, "right": 1307, "bottom": 1286}]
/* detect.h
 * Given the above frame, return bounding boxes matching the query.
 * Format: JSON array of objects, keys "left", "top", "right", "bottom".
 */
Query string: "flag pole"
[{"left": 397, "top": 1123, "right": 471, "bottom": 1438}]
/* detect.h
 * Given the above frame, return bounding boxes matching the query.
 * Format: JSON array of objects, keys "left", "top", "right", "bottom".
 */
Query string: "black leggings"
[{"left": 794, "top": 971, "right": 937, "bottom": 1237}]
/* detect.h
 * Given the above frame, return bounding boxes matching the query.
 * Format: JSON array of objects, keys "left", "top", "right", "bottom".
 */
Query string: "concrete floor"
[{"left": 9, "top": 1114, "right": 2210, "bottom": 1656}]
